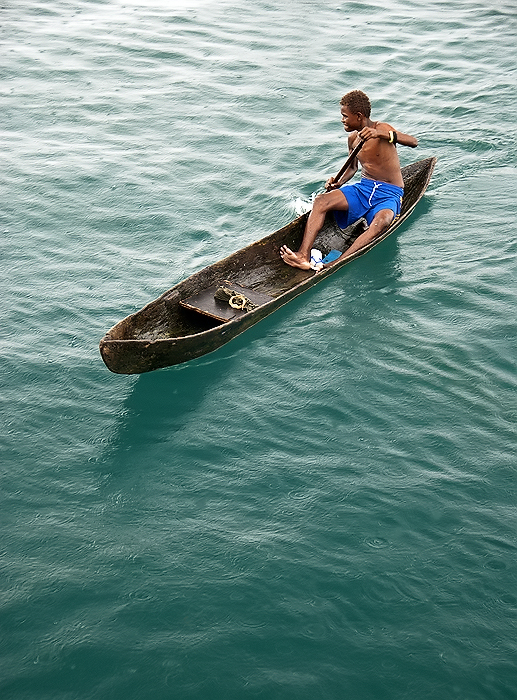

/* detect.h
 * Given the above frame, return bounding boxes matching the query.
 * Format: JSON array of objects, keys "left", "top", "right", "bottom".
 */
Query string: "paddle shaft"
[{"left": 325, "top": 139, "right": 365, "bottom": 192}]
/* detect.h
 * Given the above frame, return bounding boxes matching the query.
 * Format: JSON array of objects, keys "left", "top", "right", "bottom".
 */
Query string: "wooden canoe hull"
[{"left": 100, "top": 157, "right": 436, "bottom": 374}]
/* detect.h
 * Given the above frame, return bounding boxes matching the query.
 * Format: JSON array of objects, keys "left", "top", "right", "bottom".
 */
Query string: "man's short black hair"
[{"left": 340, "top": 90, "right": 371, "bottom": 118}]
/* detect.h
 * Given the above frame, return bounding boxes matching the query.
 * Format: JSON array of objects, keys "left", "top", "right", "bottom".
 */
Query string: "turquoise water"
[{"left": 2, "top": 1, "right": 517, "bottom": 698}]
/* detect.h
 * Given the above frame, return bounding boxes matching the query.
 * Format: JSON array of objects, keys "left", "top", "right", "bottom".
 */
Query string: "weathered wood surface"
[{"left": 180, "top": 283, "right": 274, "bottom": 323}]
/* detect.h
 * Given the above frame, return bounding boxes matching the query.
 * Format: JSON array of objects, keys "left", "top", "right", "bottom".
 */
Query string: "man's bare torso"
[{"left": 352, "top": 121, "right": 404, "bottom": 188}]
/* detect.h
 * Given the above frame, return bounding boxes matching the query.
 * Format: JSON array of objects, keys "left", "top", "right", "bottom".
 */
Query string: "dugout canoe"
[{"left": 100, "top": 156, "right": 436, "bottom": 374}]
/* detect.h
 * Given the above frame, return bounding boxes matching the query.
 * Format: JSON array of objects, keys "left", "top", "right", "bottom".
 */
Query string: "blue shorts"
[{"left": 334, "top": 179, "right": 403, "bottom": 230}]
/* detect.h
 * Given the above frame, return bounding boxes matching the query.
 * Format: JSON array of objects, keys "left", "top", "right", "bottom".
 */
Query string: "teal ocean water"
[{"left": 2, "top": 1, "right": 517, "bottom": 698}]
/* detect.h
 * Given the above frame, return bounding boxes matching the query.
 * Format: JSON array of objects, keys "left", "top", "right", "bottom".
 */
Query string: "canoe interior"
[{"left": 101, "top": 157, "right": 436, "bottom": 353}]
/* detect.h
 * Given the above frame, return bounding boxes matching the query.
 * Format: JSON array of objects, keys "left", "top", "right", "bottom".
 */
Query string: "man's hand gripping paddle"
[{"left": 325, "top": 139, "right": 365, "bottom": 192}]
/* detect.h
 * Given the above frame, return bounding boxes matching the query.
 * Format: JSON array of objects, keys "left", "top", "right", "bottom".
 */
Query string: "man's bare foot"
[{"left": 280, "top": 245, "right": 311, "bottom": 270}]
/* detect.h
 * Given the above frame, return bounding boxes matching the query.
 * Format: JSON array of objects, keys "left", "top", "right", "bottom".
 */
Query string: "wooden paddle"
[{"left": 325, "top": 139, "right": 365, "bottom": 191}]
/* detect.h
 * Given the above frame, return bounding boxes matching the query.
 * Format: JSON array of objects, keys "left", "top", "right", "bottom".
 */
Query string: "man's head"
[
  {"left": 340, "top": 90, "right": 371, "bottom": 132},
  {"left": 340, "top": 91, "right": 371, "bottom": 118}
]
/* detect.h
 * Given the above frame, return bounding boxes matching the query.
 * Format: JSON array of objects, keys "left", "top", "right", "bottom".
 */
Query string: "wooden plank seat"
[{"left": 180, "top": 282, "right": 274, "bottom": 323}]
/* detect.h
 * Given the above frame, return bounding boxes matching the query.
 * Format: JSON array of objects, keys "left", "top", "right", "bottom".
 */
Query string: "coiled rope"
[{"left": 214, "top": 286, "right": 257, "bottom": 313}]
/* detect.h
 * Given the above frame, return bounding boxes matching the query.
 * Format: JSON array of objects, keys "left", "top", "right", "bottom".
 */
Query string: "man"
[{"left": 280, "top": 90, "right": 418, "bottom": 270}]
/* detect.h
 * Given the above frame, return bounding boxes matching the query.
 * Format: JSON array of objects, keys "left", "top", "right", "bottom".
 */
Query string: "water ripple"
[{"left": 2, "top": 1, "right": 517, "bottom": 699}]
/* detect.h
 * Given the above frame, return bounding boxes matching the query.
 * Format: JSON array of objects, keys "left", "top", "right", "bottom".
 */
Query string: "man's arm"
[
  {"left": 325, "top": 134, "right": 360, "bottom": 189},
  {"left": 359, "top": 122, "right": 418, "bottom": 148},
  {"left": 391, "top": 130, "right": 418, "bottom": 148}
]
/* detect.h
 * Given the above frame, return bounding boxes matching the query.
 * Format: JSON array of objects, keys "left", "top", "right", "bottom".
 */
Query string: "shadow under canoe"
[{"left": 100, "top": 157, "right": 436, "bottom": 374}]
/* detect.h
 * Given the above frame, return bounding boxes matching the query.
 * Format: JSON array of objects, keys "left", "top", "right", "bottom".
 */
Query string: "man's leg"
[
  {"left": 280, "top": 189, "right": 349, "bottom": 270},
  {"left": 336, "top": 208, "right": 395, "bottom": 261}
]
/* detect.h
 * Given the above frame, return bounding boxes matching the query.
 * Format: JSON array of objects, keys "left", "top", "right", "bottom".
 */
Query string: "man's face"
[{"left": 340, "top": 105, "right": 362, "bottom": 132}]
